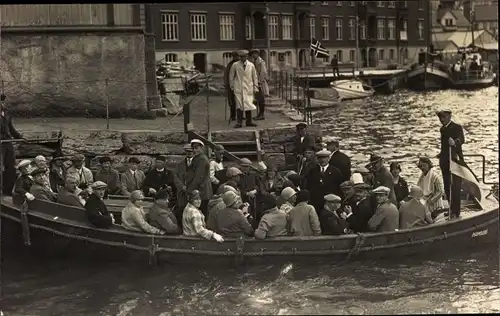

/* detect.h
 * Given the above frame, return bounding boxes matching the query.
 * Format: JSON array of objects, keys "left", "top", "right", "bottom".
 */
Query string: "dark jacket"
[
  {"left": 142, "top": 168, "right": 175, "bottom": 197},
  {"left": 173, "top": 158, "right": 190, "bottom": 210},
  {"left": 13, "top": 174, "right": 34, "bottom": 205},
  {"left": 394, "top": 177, "right": 409, "bottom": 205},
  {"left": 30, "top": 183, "right": 57, "bottom": 202},
  {"left": 57, "top": 187, "right": 83, "bottom": 207},
  {"left": 215, "top": 206, "right": 254, "bottom": 238},
  {"left": 373, "top": 166, "right": 398, "bottom": 206},
  {"left": 206, "top": 195, "right": 226, "bottom": 231},
  {"left": 85, "top": 193, "right": 113, "bottom": 229},
  {"left": 320, "top": 208, "right": 349, "bottom": 235},
  {"left": 347, "top": 196, "right": 376, "bottom": 233},
  {"left": 224, "top": 59, "right": 237, "bottom": 89},
  {"left": 303, "top": 163, "right": 344, "bottom": 211},
  {"left": 186, "top": 153, "right": 212, "bottom": 200},
  {"left": 439, "top": 121, "right": 465, "bottom": 165},
  {"left": 49, "top": 167, "right": 66, "bottom": 193},
  {"left": 0, "top": 112, "right": 22, "bottom": 140},
  {"left": 329, "top": 150, "right": 352, "bottom": 182},
  {"left": 293, "top": 134, "right": 315, "bottom": 155},
  {"left": 148, "top": 201, "right": 181, "bottom": 234},
  {"left": 95, "top": 168, "right": 121, "bottom": 195}
]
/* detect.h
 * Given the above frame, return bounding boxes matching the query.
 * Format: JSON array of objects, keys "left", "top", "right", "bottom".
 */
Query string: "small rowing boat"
[{"left": 330, "top": 79, "right": 374, "bottom": 101}]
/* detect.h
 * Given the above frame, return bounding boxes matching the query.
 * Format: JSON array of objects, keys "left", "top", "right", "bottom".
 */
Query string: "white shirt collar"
[
  {"left": 156, "top": 168, "right": 165, "bottom": 172},
  {"left": 445, "top": 121, "right": 452, "bottom": 128}
]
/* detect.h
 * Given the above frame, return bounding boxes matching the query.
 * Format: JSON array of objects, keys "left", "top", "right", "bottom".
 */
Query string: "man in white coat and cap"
[{"left": 229, "top": 50, "right": 259, "bottom": 129}]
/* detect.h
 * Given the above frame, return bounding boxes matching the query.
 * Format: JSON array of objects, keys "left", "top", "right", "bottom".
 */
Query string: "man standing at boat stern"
[
  {"left": 436, "top": 109, "right": 464, "bottom": 219},
  {"left": 251, "top": 49, "right": 269, "bottom": 121},
  {"left": 1, "top": 94, "right": 24, "bottom": 195},
  {"left": 224, "top": 51, "right": 239, "bottom": 121},
  {"left": 229, "top": 50, "right": 258, "bottom": 128},
  {"left": 186, "top": 139, "right": 212, "bottom": 216}
]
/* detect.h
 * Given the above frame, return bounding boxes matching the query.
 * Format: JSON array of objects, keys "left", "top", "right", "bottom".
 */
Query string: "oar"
[{"left": 0, "top": 138, "right": 62, "bottom": 144}]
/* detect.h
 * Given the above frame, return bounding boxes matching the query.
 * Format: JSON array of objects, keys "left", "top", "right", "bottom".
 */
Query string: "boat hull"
[
  {"left": 406, "top": 64, "right": 452, "bottom": 91},
  {"left": 1, "top": 198, "right": 498, "bottom": 266},
  {"left": 451, "top": 77, "right": 496, "bottom": 90}
]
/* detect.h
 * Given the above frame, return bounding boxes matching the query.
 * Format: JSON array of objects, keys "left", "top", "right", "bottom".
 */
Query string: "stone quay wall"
[{"left": 1, "top": 32, "right": 149, "bottom": 118}]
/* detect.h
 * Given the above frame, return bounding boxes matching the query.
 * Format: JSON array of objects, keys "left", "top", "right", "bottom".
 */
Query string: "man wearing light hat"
[
  {"left": 173, "top": 144, "right": 194, "bottom": 211},
  {"left": 367, "top": 186, "right": 399, "bottom": 232},
  {"left": 436, "top": 109, "right": 465, "bottom": 219},
  {"left": 229, "top": 49, "right": 258, "bottom": 128},
  {"left": 250, "top": 48, "right": 269, "bottom": 120},
  {"left": 224, "top": 51, "right": 240, "bottom": 121},
  {"left": 66, "top": 154, "right": 94, "bottom": 189},
  {"left": 12, "top": 159, "right": 35, "bottom": 205},
  {"left": 186, "top": 139, "right": 212, "bottom": 216},
  {"left": 214, "top": 190, "right": 254, "bottom": 238},
  {"left": 279, "top": 187, "right": 297, "bottom": 215},
  {"left": 399, "top": 185, "right": 433, "bottom": 229},
  {"left": 320, "top": 194, "right": 350, "bottom": 235},
  {"left": 366, "top": 153, "right": 397, "bottom": 206},
  {"left": 303, "top": 148, "right": 343, "bottom": 213},
  {"left": 85, "top": 181, "right": 115, "bottom": 229}
]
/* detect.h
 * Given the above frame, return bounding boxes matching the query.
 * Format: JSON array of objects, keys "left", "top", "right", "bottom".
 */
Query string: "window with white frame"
[
  {"left": 360, "top": 20, "right": 366, "bottom": 39},
  {"left": 336, "top": 1, "right": 342, "bottom": 6},
  {"left": 322, "top": 17, "right": 329, "bottom": 40},
  {"left": 336, "top": 18, "right": 342, "bottom": 40},
  {"left": 417, "top": 19, "right": 424, "bottom": 40},
  {"left": 348, "top": 18, "right": 355, "bottom": 40},
  {"left": 388, "top": 19, "right": 395, "bottom": 39},
  {"left": 310, "top": 17, "right": 316, "bottom": 39},
  {"left": 270, "top": 51, "right": 277, "bottom": 66},
  {"left": 219, "top": 15, "right": 235, "bottom": 41},
  {"left": 445, "top": 19, "right": 454, "bottom": 26},
  {"left": 336, "top": 50, "right": 343, "bottom": 62},
  {"left": 388, "top": 1, "right": 395, "bottom": 7},
  {"left": 379, "top": 49, "right": 385, "bottom": 61},
  {"left": 419, "top": 0, "right": 424, "bottom": 9},
  {"left": 349, "top": 1, "right": 355, "bottom": 6},
  {"left": 377, "top": 19, "right": 385, "bottom": 40},
  {"left": 245, "top": 16, "right": 252, "bottom": 40},
  {"left": 282, "top": 15, "right": 293, "bottom": 40},
  {"left": 164, "top": 53, "right": 178, "bottom": 63},
  {"left": 161, "top": 13, "right": 179, "bottom": 41},
  {"left": 389, "top": 49, "right": 395, "bottom": 61},
  {"left": 403, "top": 1, "right": 407, "bottom": 7},
  {"left": 269, "top": 15, "right": 279, "bottom": 40},
  {"left": 349, "top": 49, "right": 356, "bottom": 63},
  {"left": 378, "top": 1, "right": 385, "bottom": 7},
  {"left": 190, "top": 14, "right": 207, "bottom": 41},
  {"left": 284, "top": 51, "right": 292, "bottom": 65},
  {"left": 222, "top": 52, "right": 232, "bottom": 65}
]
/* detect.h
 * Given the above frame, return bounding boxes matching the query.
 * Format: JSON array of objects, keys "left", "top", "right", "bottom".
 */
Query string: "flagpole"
[
  {"left": 448, "top": 146, "right": 453, "bottom": 220},
  {"left": 265, "top": 3, "right": 271, "bottom": 67}
]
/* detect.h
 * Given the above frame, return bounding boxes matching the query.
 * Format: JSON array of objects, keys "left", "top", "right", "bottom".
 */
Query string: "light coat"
[
  {"left": 287, "top": 202, "right": 322, "bottom": 236},
  {"left": 254, "top": 56, "right": 270, "bottom": 96},
  {"left": 120, "top": 169, "right": 146, "bottom": 196},
  {"left": 229, "top": 60, "right": 258, "bottom": 112},
  {"left": 121, "top": 202, "right": 162, "bottom": 234},
  {"left": 66, "top": 166, "right": 94, "bottom": 187}
]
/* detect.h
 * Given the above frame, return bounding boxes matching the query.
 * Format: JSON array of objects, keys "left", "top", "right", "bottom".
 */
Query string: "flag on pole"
[
  {"left": 310, "top": 37, "right": 330, "bottom": 58},
  {"left": 450, "top": 157, "right": 483, "bottom": 203}
]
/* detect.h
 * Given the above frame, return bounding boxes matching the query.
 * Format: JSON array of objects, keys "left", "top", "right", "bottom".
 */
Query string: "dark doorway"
[
  {"left": 361, "top": 48, "right": 367, "bottom": 68},
  {"left": 299, "top": 49, "right": 306, "bottom": 68},
  {"left": 368, "top": 48, "right": 377, "bottom": 67},
  {"left": 253, "top": 11, "right": 265, "bottom": 40},
  {"left": 193, "top": 53, "right": 206, "bottom": 73}
]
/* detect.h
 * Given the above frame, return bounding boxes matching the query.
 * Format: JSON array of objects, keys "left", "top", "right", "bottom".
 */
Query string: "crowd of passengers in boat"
[{"left": 11, "top": 122, "right": 449, "bottom": 242}]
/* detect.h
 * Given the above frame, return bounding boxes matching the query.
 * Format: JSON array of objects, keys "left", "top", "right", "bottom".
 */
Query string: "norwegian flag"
[{"left": 310, "top": 37, "right": 330, "bottom": 58}]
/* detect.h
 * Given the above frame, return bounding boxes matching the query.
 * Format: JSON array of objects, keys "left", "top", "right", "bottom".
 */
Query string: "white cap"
[
  {"left": 281, "top": 187, "right": 297, "bottom": 201},
  {"left": 372, "top": 186, "right": 391, "bottom": 194},
  {"left": 190, "top": 139, "right": 204, "bottom": 147},
  {"left": 316, "top": 149, "right": 331, "bottom": 157},
  {"left": 35, "top": 155, "right": 46, "bottom": 162},
  {"left": 324, "top": 194, "right": 342, "bottom": 202},
  {"left": 17, "top": 159, "right": 32, "bottom": 169},
  {"left": 350, "top": 173, "right": 364, "bottom": 185}
]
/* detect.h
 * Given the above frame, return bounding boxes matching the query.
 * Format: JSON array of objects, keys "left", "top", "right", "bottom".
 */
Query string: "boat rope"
[
  {"left": 1, "top": 212, "right": 497, "bottom": 258},
  {"left": 346, "top": 233, "right": 366, "bottom": 260},
  {"left": 19, "top": 201, "right": 32, "bottom": 246}
]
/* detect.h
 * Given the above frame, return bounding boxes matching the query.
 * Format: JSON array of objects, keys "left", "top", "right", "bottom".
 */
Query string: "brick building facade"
[{"left": 148, "top": 1, "right": 429, "bottom": 72}]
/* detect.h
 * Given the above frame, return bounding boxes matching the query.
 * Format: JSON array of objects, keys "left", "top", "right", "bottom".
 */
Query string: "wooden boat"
[
  {"left": 1, "top": 185, "right": 497, "bottom": 265},
  {"left": 329, "top": 79, "right": 374, "bottom": 101}
]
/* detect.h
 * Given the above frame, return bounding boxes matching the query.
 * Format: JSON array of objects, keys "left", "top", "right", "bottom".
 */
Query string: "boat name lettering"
[{"left": 471, "top": 229, "right": 488, "bottom": 238}]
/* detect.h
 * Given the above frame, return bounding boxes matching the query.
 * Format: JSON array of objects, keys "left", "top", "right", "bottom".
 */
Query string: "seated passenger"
[
  {"left": 122, "top": 190, "right": 164, "bottom": 234},
  {"left": 30, "top": 168, "right": 57, "bottom": 202},
  {"left": 85, "top": 181, "right": 114, "bottom": 229},
  {"left": 390, "top": 162, "right": 410, "bottom": 207},
  {"left": 279, "top": 187, "right": 297, "bottom": 215},
  {"left": 33, "top": 155, "right": 52, "bottom": 190},
  {"left": 182, "top": 190, "right": 224, "bottom": 242},
  {"left": 66, "top": 154, "right": 94, "bottom": 189},
  {"left": 255, "top": 193, "right": 288, "bottom": 239},
  {"left": 368, "top": 186, "right": 399, "bottom": 232},
  {"left": 12, "top": 159, "right": 35, "bottom": 205},
  {"left": 49, "top": 156, "right": 67, "bottom": 193},
  {"left": 148, "top": 189, "right": 181, "bottom": 234},
  {"left": 416, "top": 157, "right": 445, "bottom": 218},
  {"left": 221, "top": 167, "right": 243, "bottom": 195},
  {"left": 320, "top": 194, "right": 349, "bottom": 235},
  {"left": 142, "top": 156, "right": 174, "bottom": 198},
  {"left": 206, "top": 184, "right": 237, "bottom": 231},
  {"left": 215, "top": 191, "right": 254, "bottom": 238},
  {"left": 288, "top": 189, "right": 322, "bottom": 236},
  {"left": 345, "top": 182, "right": 375, "bottom": 232},
  {"left": 399, "top": 186, "right": 433, "bottom": 229},
  {"left": 57, "top": 176, "right": 85, "bottom": 207},
  {"left": 94, "top": 156, "right": 121, "bottom": 195},
  {"left": 120, "top": 157, "right": 146, "bottom": 197}
]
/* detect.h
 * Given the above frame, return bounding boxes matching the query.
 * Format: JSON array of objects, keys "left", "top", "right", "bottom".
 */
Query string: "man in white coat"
[
  {"left": 251, "top": 49, "right": 269, "bottom": 121},
  {"left": 229, "top": 50, "right": 258, "bottom": 128}
]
